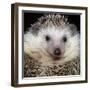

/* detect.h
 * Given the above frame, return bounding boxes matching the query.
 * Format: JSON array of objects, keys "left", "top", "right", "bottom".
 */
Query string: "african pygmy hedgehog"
[{"left": 24, "top": 14, "right": 80, "bottom": 77}]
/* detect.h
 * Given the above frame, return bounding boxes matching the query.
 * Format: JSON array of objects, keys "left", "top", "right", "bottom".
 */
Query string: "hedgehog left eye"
[
  {"left": 45, "top": 35, "right": 50, "bottom": 41},
  {"left": 63, "top": 36, "right": 67, "bottom": 42}
]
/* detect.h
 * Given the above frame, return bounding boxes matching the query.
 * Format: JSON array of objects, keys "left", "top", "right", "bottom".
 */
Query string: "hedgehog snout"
[{"left": 53, "top": 48, "right": 61, "bottom": 56}]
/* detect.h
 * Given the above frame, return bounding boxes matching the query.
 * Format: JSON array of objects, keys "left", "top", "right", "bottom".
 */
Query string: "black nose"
[{"left": 54, "top": 48, "right": 61, "bottom": 56}]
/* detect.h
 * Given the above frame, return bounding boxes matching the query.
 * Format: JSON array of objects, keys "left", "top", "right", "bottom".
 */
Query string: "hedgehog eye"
[
  {"left": 62, "top": 36, "right": 67, "bottom": 42},
  {"left": 45, "top": 35, "right": 50, "bottom": 41}
]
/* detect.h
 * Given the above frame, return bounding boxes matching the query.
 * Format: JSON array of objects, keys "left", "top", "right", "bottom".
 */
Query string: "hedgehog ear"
[
  {"left": 69, "top": 24, "right": 77, "bottom": 31},
  {"left": 68, "top": 24, "right": 78, "bottom": 35}
]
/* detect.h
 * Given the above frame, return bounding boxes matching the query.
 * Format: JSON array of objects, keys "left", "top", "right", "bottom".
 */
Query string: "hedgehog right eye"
[
  {"left": 45, "top": 35, "right": 50, "bottom": 41},
  {"left": 62, "top": 36, "right": 67, "bottom": 43}
]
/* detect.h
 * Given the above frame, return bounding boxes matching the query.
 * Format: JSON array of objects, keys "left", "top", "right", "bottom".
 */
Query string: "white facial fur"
[{"left": 24, "top": 26, "right": 80, "bottom": 66}]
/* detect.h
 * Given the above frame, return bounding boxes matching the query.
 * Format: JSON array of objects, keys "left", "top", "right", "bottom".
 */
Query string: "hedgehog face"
[
  {"left": 38, "top": 26, "right": 77, "bottom": 61},
  {"left": 44, "top": 33, "right": 66, "bottom": 60}
]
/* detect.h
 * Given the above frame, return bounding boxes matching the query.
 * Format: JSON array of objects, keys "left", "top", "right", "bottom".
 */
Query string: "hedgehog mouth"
[
  {"left": 52, "top": 56, "right": 61, "bottom": 60},
  {"left": 46, "top": 51, "right": 65, "bottom": 60},
  {"left": 48, "top": 53, "right": 62, "bottom": 60}
]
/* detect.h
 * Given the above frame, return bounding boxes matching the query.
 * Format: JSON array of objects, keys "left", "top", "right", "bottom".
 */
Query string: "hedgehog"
[{"left": 24, "top": 14, "right": 80, "bottom": 77}]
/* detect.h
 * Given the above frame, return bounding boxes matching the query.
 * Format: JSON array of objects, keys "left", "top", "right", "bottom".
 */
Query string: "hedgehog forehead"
[{"left": 39, "top": 26, "right": 70, "bottom": 39}]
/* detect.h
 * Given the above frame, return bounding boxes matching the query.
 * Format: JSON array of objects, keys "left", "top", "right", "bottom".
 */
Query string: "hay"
[{"left": 24, "top": 53, "right": 80, "bottom": 77}]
